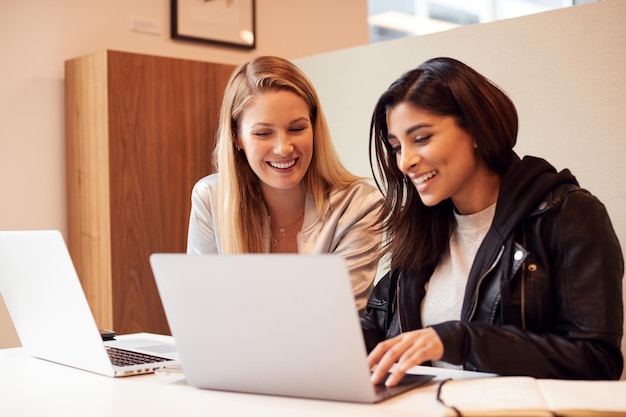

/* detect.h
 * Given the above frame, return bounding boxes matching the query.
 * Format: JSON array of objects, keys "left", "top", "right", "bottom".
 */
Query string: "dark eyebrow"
[{"left": 386, "top": 123, "right": 431, "bottom": 141}]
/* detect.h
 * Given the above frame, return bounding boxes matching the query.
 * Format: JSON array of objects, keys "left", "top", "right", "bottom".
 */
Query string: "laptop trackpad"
[{"left": 374, "top": 373, "right": 435, "bottom": 401}]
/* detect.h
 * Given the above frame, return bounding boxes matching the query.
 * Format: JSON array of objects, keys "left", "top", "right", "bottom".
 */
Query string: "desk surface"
[{"left": 1, "top": 333, "right": 491, "bottom": 417}]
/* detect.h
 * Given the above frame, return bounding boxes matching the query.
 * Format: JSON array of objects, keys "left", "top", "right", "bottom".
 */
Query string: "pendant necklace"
[{"left": 271, "top": 212, "right": 304, "bottom": 248}]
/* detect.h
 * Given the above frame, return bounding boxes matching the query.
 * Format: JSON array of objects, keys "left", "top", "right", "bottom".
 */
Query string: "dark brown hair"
[{"left": 369, "top": 57, "right": 518, "bottom": 273}]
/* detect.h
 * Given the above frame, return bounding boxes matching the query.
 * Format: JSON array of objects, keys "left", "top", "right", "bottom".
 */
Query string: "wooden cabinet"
[{"left": 65, "top": 50, "right": 235, "bottom": 334}]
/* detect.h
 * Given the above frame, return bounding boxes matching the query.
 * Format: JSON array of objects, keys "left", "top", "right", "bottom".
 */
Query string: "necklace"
[{"left": 271, "top": 212, "right": 304, "bottom": 248}]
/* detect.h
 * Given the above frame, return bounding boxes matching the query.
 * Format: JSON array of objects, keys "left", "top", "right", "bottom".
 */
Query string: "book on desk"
[{"left": 437, "top": 376, "right": 626, "bottom": 417}]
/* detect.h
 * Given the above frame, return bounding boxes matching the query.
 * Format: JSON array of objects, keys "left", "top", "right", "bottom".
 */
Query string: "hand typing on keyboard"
[{"left": 368, "top": 328, "right": 444, "bottom": 387}]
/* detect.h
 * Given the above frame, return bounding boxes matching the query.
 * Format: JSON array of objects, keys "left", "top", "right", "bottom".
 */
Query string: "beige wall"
[
  {"left": 295, "top": 0, "right": 626, "bottom": 377},
  {"left": 0, "top": 0, "right": 368, "bottom": 349},
  {"left": 0, "top": 0, "right": 368, "bottom": 234}
]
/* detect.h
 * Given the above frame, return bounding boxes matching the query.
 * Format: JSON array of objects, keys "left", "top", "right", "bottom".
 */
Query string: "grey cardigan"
[{"left": 186, "top": 174, "right": 384, "bottom": 313}]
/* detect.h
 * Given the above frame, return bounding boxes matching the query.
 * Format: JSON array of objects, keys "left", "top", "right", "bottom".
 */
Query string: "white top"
[
  {"left": 186, "top": 174, "right": 384, "bottom": 313},
  {"left": 422, "top": 203, "right": 496, "bottom": 368}
]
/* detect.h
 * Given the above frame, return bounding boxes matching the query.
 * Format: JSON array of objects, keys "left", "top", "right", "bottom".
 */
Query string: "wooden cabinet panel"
[{"left": 65, "top": 50, "right": 235, "bottom": 334}]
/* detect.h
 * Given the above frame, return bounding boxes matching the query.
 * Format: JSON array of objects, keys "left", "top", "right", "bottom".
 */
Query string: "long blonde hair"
[{"left": 213, "top": 56, "right": 361, "bottom": 253}]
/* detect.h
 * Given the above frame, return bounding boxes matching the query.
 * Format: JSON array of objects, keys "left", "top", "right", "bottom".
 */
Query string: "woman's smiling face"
[
  {"left": 236, "top": 90, "right": 313, "bottom": 194},
  {"left": 386, "top": 102, "right": 490, "bottom": 214}
]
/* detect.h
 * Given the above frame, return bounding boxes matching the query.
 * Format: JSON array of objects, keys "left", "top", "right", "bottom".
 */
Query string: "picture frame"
[{"left": 171, "top": 0, "right": 256, "bottom": 49}]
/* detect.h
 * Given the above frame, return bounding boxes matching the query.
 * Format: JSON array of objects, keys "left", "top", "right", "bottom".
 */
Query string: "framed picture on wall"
[{"left": 171, "top": 0, "right": 256, "bottom": 49}]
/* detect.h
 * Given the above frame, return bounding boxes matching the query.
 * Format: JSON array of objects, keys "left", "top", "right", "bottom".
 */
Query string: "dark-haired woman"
[{"left": 363, "top": 57, "right": 624, "bottom": 386}]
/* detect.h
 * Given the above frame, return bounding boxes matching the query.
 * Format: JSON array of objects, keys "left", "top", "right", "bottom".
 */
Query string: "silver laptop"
[
  {"left": 150, "top": 253, "right": 433, "bottom": 403},
  {"left": 0, "top": 230, "right": 180, "bottom": 377}
]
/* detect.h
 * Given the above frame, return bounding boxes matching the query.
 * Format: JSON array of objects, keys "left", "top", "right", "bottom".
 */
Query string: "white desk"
[{"left": 0, "top": 333, "right": 491, "bottom": 417}]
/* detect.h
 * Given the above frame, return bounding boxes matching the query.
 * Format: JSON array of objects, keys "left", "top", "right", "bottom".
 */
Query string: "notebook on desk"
[
  {"left": 0, "top": 230, "right": 180, "bottom": 377},
  {"left": 150, "top": 253, "right": 434, "bottom": 403}
]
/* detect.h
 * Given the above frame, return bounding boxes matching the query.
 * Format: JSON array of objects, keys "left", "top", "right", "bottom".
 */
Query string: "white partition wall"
[{"left": 295, "top": 0, "right": 626, "bottom": 376}]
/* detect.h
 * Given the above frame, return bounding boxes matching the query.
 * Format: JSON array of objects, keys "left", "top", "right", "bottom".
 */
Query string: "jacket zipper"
[
  {"left": 520, "top": 231, "right": 528, "bottom": 330},
  {"left": 521, "top": 267, "right": 526, "bottom": 330},
  {"left": 467, "top": 244, "right": 505, "bottom": 321},
  {"left": 396, "top": 278, "right": 403, "bottom": 333}
]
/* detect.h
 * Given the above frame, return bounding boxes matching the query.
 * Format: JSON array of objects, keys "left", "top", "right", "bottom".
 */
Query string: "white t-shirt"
[{"left": 421, "top": 203, "right": 496, "bottom": 369}]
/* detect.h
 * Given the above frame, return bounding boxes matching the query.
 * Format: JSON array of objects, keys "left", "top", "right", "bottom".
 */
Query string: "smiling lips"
[
  {"left": 268, "top": 158, "right": 297, "bottom": 169},
  {"left": 411, "top": 169, "right": 437, "bottom": 186}
]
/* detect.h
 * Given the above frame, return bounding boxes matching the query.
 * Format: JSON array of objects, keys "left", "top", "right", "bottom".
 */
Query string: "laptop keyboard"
[{"left": 106, "top": 346, "right": 174, "bottom": 367}]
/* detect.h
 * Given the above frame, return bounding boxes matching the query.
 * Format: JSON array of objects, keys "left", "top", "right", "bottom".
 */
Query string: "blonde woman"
[{"left": 187, "top": 56, "right": 383, "bottom": 314}]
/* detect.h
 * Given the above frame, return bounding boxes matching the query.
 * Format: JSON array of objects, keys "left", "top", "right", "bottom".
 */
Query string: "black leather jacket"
[{"left": 361, "top": 155, "right": 624, "bottom": 380}]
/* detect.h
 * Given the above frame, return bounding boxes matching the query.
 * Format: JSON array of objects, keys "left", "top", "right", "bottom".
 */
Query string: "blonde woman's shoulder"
[{"left": 329, "top": 179, "right": 383, "bottom": 207}]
